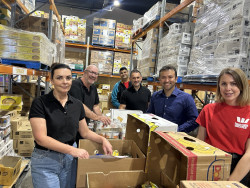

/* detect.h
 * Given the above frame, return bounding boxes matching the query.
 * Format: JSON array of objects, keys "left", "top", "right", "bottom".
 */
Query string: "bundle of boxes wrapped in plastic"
[
  {"left": 187, "top": 0, "right": 250, "bottom": 78},
  {"left": 19, "top": 0, "right": 35, "bottom": 13},
  {"left": 115, "top": 23, "right": 133, "bottom": 49},
  {"left": 92, "top": 18, "right": 116, "bottom": 47},
  {"left": 90, "top": 50, "right": 113, "bottom": 74},
  {"left": 137, "top": 28, "right": 158, "bottom": 77},
  {"left": 157, "top": 22, "right": 194, "bottom": 77},
  {"left": 17, "top": 13, "right": 65, "bottom": 64},
  {"left": 61, "top": 15, "right": 86, "bottom": 43},
  {"left": 64, "top": 50, "right": 85, "bottom": 71},
  {"left": 113, "top": 52, "right": 131, "bottom": 75}
]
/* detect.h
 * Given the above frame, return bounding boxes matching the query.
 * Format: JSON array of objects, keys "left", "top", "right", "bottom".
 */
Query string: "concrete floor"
[{"left": 16, "top": 164, "right": 33, "bottom": 188}]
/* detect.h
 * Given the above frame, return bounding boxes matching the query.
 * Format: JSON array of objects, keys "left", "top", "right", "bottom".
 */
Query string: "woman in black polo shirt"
[{"left": 29, "top": 63, "right": 112, "bottom": 188}]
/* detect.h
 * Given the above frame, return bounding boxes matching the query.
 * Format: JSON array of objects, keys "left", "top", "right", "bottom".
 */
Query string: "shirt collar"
[
  {"left": 160, "top": 86, "right": 179, "bottom": 97},
  {"left": 47, "top": 90, "right": 73, "bottom": 103}
]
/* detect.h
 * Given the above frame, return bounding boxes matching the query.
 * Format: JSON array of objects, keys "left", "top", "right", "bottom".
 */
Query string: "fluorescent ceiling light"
[{"left": 114, "top": 0, "right": 120, "bottom": 6}]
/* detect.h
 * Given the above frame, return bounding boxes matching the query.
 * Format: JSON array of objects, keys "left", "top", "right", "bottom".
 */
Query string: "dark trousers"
[{"left": 230, "top": 153, "right": 250, "bottom": 187}]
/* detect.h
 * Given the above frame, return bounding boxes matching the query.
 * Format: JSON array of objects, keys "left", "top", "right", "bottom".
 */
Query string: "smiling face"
[
  {"left": 219, "top": 73, "right": 241, "bottom": 106},
  {"left": 51, "top": 68, "right": 72, "bottom": 94},
  {"left": 120, "top": 69, "right": 129, "bottom": 81},
  {"left": 159, "top": 69, "right": 177, "bottom": 94},
  {"left": 83, "top": 65, "right": 99, "bottom": 85},
  {"left": 130, "top": 72, "right": 142, "bottom": 88}
]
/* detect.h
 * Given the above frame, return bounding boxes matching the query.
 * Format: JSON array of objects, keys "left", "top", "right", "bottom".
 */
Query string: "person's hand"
[
  {"left": 98, "top": 115, "right": 111, "bottom": 126},
  {"left": 70, "top": 148, "right": 89, "bottom": 159},
  {"left": 102, "top": 138, "right": 112, "bottom": 155}
]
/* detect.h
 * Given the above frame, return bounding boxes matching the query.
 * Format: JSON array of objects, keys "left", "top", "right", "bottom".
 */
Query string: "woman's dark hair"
[{"left": 50, "top": 63, "right": 71, "bottom": 79}]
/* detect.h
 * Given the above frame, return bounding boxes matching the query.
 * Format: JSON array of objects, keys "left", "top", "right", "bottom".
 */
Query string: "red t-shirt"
[
  {"left": 123, "top": 81, "right": 129, "bottom": 89},
  {"left": 196, "top": 103, "right": 250, "bottom": 155}
]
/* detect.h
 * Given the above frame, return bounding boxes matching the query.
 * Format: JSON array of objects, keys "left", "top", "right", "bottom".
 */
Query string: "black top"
[
  {"left": 117, "top": 81, "right": 132, "bottom": 103},
  {"left": 69, "top": 78, "right": 99, "bottom": 123},
  {"left": 120, "top": 85, "right": 151, "bottom": 113},
  {"left": 29, "top": 91, "right": 85, "bottom": 150}
]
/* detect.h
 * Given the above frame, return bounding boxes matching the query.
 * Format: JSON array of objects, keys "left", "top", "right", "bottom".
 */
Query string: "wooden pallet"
[{"left": 0, "top": 59, "right": 49, "bottom": 70}]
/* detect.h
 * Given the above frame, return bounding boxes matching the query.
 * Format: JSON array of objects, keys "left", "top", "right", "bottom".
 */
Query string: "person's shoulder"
[
  {"left": 203, "top": 103, "right": 218, "bottom": 111},
  {"left": 152, "top": 90, "right": 162, "bottom": 98},
  {"left": 72, "top": 78, "right": 82, "bottom": 86}
]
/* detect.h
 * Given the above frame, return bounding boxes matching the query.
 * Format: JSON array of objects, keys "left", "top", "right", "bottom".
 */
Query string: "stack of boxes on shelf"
[
  {"left": 137, "top": 28, "right": 158, "bottom": 77},
  {"left": 90, "top": 50, "right": 114, "bottom": 74},
  {"left": 0, "top": 8, "right": 11, "bottom": 26},
  {"left": 115, "top": 23, "right": 133, "bottom": 50},
  {"left": 0, "top": 24, "right": 56, "bottom": 67},
  {"left": 17, "top": 12, "right": 65, "bottom": 64},
  {"left": 0, "top": 109, "right": 34, "bottom": 159},
  {"left": 157, "top": 22, "right": 194, "bottom": 77},
  {"left": 142, "top": 1, "right": 161, "bottom": 29},
  {"left": 113, "top": 52, "right": 131, "bottom": 75},
  {"left": 192, "top": 0, "right": 204, "bottom": 18},
  {"left": 187, "top": 0, "right": 250, "bottom": 78},
  {"left": 19, "top": 0, "right": 35, "bottom": 13},
  {"left": 62, "top": 15, "right": 86, "bottom": 43},
  {"left": 92, "top": 18, "right": 116, "bottom": 47},
  {"left": 65, "top": 50, "right": 85, "bottom": 71},
  {"left": 97, "top": 84, "right": 112, "bottom": 112}
]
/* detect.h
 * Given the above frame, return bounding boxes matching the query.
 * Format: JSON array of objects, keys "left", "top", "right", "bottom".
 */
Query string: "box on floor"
[{"left": 87, "top": 131, "right": 232, "bottom": 188}]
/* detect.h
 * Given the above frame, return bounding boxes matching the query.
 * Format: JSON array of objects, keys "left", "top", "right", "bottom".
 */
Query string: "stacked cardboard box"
[
  {"left": 187, "top": 0, "right": 250, "bottom": 78},
  {"left": 12, "top": 83, "right": 36, "bottom": 115},
  {"left": 90, "top": 50, "right": 114, "bottom": 74},
  {"left": 0, "top": 24, "right": 56, "bottom": 66},
  {"left": 62, "top": 15, "right": 86, "bottom": 43},
  {"left": 132, "top": 17, "right": 143, "bottom": 35},
  {"left": 21, "top": 0, "right": 35, "bottom": 13},
  {"left": 64, "top": 50, "right": 85, "bottom": 71},
  {"left": 113, "top": 52, "right": 131, "bottom": 75},
  {"left": 157, "top": 22, "right": 194, "bottom": 77},
  {"left": 142, "top": 1, "right": 161, "bottom": 28},
  {"left": 92, "top": 18, "right": 116, "bottom": 47},
  {"left": 11, "top": 116, "right": 34, "bottom": 157},
  {"left": 0, "top": 8, "right": 11, "bottom": 26},
  {"left": 115, "top": 23, "right": 133, "bottom": 49},
  {"left": 137, "top": 28, "right": 158, "bottom": 77},
  {"left": 87, "top": 131, "right": 232, "bottom": 188},
  {"left": 0, "top": 94, "right": 22, "bottom": 111},
  {"left": 180, "top": 181, "right": 248, "bottom": 188}
]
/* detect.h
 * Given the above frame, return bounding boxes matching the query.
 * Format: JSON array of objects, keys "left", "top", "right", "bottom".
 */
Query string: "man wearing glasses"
[{"left": 69, "top": 65, "right": 111, "bottom": 143}]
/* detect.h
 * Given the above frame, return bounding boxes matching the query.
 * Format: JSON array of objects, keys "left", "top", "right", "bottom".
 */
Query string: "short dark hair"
[
  {"left": 159, "top": 65, "right": 177, "bottom": 78},
  {"left": 119, "top": 67, "right": 128, "bottom": 72},
  {"left": 130, "top": 69, "right": 141, "bottom": 77},
  {"left": 51, "top": 63, "right": 71, "bottom": 79}
]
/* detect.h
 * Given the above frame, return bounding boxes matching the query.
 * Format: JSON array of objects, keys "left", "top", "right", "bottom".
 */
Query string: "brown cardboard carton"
[
  {"left": 180, "top": 181, "right": 248, "bottom": 188},
  {"left": 0, "top": 156, "right": 22, "bottom": 186},
  {"left": 86, "top": 131, "right": 232, "bottom": 188},
  {"left": 12, "top": 123, "right": 33, "bottom": 139},
  {"left": 76, "top": 139, "right": 145, "bottom": 188}
]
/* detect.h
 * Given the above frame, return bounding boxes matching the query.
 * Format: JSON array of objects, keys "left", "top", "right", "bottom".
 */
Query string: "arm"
[
  {"left": 78, "top": 118, "right": 112, "bottom": 155},
  {"left": 111, "top": 82, "right": 120, "bottom": 108},
  {"left": 30, "top": 117, "right": 89, "bottom": 159},
  {"left": 196, "top": 125, "right": 207, "bottom": 141},
  {"left": 119, "top": 104, "right": 126, "bottom": 109},
  {"left": 229, "top": 138, "right": 250, "bottom": 181},
  {"left": 178, "top": 95, "right": 199, "bottom": 133}
]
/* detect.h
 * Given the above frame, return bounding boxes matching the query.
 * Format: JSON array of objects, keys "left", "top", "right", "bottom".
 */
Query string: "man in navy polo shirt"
[
  {"left": 147, "top": 65, "right": 198, "bottom": 133},
  {"left": 119, "top": 69, "right": 151, "bottom": 113}
]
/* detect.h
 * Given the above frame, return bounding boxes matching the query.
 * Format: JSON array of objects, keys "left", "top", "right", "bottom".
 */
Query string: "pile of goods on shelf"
[{"left": 187, "top": 0, "right": 250, "bottom": 78}]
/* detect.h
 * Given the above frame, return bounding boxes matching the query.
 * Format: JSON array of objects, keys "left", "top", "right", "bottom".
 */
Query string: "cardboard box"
[
  {"left": 126, "top": 114, "right": 178, "bottom": 155},
  {"left": 12, "top": 123, "right": 33, "bottom": 139},
  {"left": 0, "top": 156, "right": 22, "bottom": 186},
  {"left": 180, "top": 181, "right": 248, "bottom": 188},
  {"left": 110, "top": 109, "right": 143, "bottom": 124},
  {"left": 76, "top": 139, "right": 146, "bottom": 188},
  {"left": 87, "top": 131, "right": 232, "bottom": 188}
]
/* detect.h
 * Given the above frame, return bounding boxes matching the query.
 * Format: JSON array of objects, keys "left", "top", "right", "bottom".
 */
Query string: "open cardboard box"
[
  {"left": 180, "top": 181, "right": 248, "bottom": 188},
  {"left": 76, "top": 140, "right": 145, "bottom": 188},
  {"left": 87, "top": 131, "right": 232, "bottom": 188},
  {"left": 77, "top": 114, "right": 178, "bottom": 188}
]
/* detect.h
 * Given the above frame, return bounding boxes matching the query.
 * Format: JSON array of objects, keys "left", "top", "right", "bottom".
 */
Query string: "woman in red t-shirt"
[{"left": 196, "top": 68, "right": 250, "bottom": 186}]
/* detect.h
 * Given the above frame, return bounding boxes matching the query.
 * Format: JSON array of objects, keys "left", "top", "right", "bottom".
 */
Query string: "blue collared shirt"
[{"left": 147, "top": 87, "right": 198, "bottom": 133}]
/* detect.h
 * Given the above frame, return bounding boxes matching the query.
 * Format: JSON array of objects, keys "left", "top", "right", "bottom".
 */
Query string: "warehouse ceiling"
[{"left": 36, "top": 0, "right": 181, "bottom": 15}]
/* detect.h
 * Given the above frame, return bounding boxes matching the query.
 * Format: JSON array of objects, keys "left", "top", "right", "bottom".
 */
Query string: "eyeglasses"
[{"left": 85, "top": 70, "right": 99, "bottom": 76}]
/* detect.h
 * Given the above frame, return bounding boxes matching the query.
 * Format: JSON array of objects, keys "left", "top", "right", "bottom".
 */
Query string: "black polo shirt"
[
  {"left": 29, "top": 91, "right": 85, "bottom": 149},
  {"left": 69, "top": 78, "right": 99, "bottom": 123},
  {"left": 120, "top": 85, "right": 151, "bottom": 113}
]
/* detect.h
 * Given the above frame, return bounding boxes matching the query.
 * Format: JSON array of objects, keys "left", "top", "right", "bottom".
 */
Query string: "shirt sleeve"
[
  {"left": 111, "top": 82, "right": 120, "bottom": 108},
  {"left": 29, "top": 97, "right": 45, "bottom": 119},
  {"left": 120, "top": 90, "right": 127, "bottom": 105},
  {"left": 178, "top": 94, "right": 199, "bottom": 133},
  {"left": 147, "top": 92, "right": 155, "bottom": 113}
]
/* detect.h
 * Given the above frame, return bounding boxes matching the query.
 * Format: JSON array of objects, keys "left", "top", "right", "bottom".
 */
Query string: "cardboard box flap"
[
  {"left": 126, "top": 114, "right": 178, "bottom": 156},
  {"left": 180, "top": 181, "right": 248, "bottom": 188},
  {"left": 87, "top": 171, "right": 147, "bottom": 188}
]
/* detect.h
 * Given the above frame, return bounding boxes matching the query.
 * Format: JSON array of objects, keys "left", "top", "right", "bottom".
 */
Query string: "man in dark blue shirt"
[{"left": 147, "top": 65, "right": 198, "bottom": 133}]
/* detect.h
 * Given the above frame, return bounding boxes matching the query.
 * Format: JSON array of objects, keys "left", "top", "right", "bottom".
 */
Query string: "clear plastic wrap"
[{"left": 187, "top": 0, "right": 250, "bottom": 78}]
